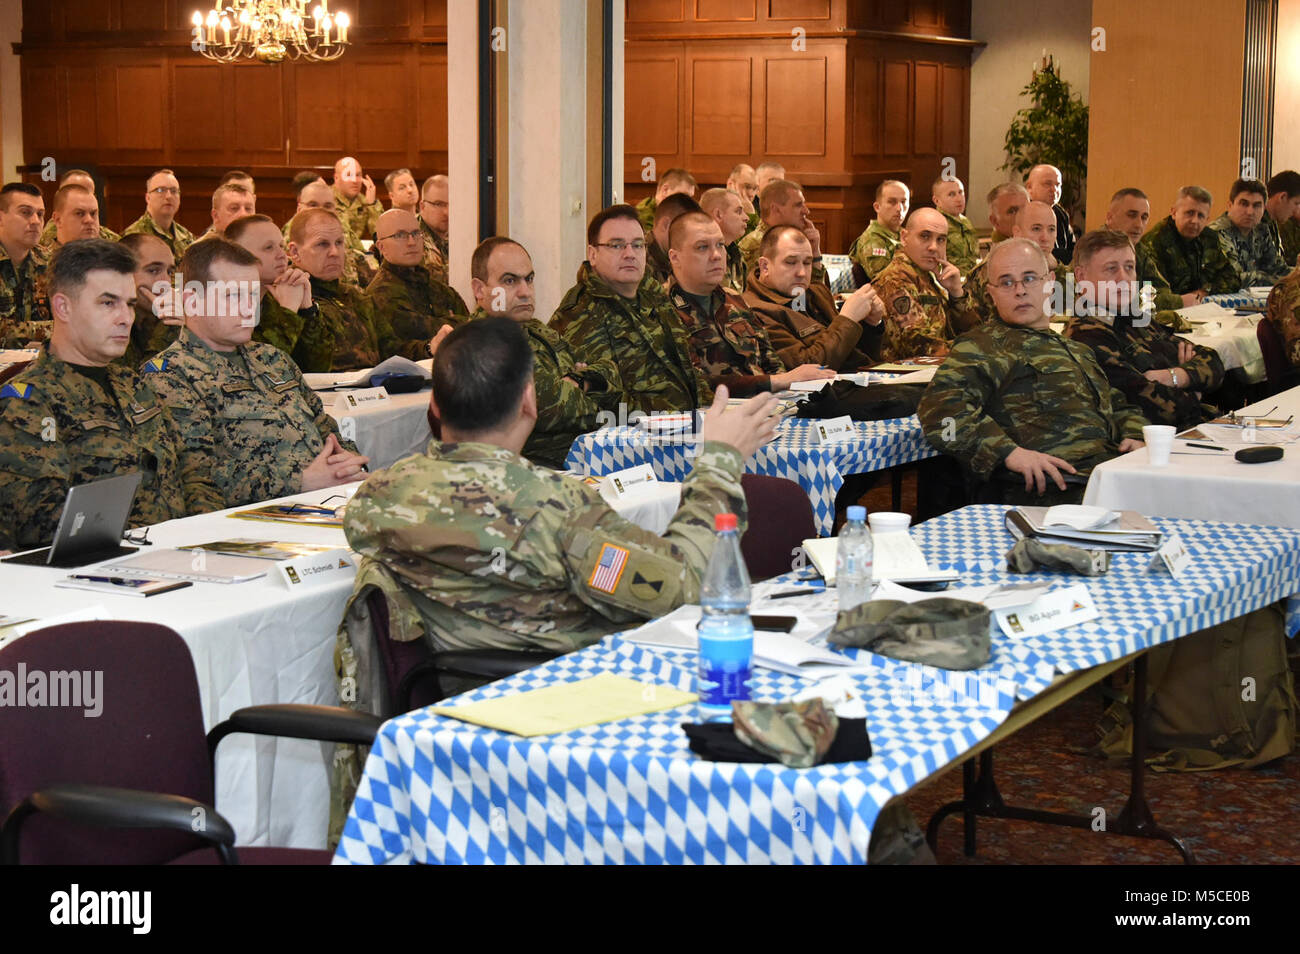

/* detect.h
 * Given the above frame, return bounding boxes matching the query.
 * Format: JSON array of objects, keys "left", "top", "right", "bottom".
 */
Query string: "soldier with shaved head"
[
  {"left": 966, "top": 200, "right": 1066, "bottom": 325},
  {"left": 367, "top": 207, "right": 468, "bottom": 360},
  {"left": 333, "top": 156, "right": 382, "bottom": 240},
  {"left": 635, "top": 167, "right": 698, "bottom": 233},
  {"left": 1025, "top": 163, "right": 1075, "bottom": 264}
]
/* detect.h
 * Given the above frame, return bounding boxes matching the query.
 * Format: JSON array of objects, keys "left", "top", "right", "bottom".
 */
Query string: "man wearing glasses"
[
  {"left": 367, "top": 208, "right": 468, "bottom": 360},
  {"left": 123, "top": 169, "right": 195, "bottom": 260},
  {"left": 551, "top": 204, "right": 712, "bottom": 414},
  {"left": 919, "top": 237, "right": 1147, "bottom": 505},
  {"left": 419, "top": 175, "right": 452, "bottom": 285}
]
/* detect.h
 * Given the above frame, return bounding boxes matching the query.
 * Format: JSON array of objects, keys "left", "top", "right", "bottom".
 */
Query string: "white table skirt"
[{"left": 323, "top": 389, "right": 432, "bottom": 471}]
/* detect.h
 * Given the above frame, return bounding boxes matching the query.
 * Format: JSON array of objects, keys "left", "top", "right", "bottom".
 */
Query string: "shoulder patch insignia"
[
  {"left": 0, "top": 382, "right": 33, "bottom": 399},
  {"left": 871, "top": 247, "right": 887, "bottom": 256},
  {"left": 142, "top": 358, "right": 169, "bottom": 373},
  {"left": 588, "top": 543, "right": 629, "bottom": 594},
  {"left": 629, "top": 571, "right": 666, "bottom": 602},
  {"left": 892, "top": 294, "right": 912, "bottom": 315}
]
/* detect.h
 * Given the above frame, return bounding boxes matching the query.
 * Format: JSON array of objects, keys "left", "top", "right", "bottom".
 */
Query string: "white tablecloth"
[
  {"left": 322, "top": 389, "right": 432, "bottom": 471},
  {"left": 1183, "top": 313, "right": 1265, "bottom": 383},
  {"left": 1084, "top": 385, "right": 1300, "bottom": 526}
]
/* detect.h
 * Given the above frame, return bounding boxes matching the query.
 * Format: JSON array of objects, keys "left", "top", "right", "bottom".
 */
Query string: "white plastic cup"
[
  {"left": 867, "top": 512, "right": 912, "bottom": 534},
  {"left": 1142, "top": 425, "right": 1176, "bottom": 467}
]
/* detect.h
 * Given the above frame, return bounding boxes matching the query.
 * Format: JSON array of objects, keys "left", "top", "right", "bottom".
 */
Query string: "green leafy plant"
[{"left": 1002, "top": 55, "right": 1090, "bottom": 222}]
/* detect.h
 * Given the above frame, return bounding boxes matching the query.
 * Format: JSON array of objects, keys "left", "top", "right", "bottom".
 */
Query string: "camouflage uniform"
[
  {"left": 283, "top": 218, "right": 373, "bottom": 288},
  {"left": 645, "top": 239, "right": 673, "bottom": 288},
  {"left": 873, "top": 249, "right": 980, "bottom": 361},
  {"left": 366, "top": 261, "right": 468, "bottom": 361},
  {"left": 342, "top": 438, "right": 747, "bottom": 652},
  {"left": 142, "top": 329, "right": 357, "bottom": 509},
  {"left": 292, "top": 277, "right": 396, "bottom": 373},
  {"left": 1131, "top": 237, "right": 1186, "bottom": 312},
  {"left": 966, "top": 257, "right": 1069, "bottom": 327},
  {"left": 1265, "top": 269, "right": 1300, "bottom": 368},
  {"left": 1278, "top": 217, "right": 1300, "bottom": 270},
  {"left": 1064, "top": 311, "right": 1224, "bottom": 430},
  {"left": 0, "top": 244, "right": 50, "bottom": 349},
  {"left": 847, "top": 220, "right": 901, "bottom": 283},
  {"left": 665, "top": 278, "right": 784, "bottom": 397},
  {"left": 722, "top": 242, "right": 746, "bottom": 294},
  {"left": 119, "top": 302, "right": 178, "bottom": 368},
  {"left": 0, "top": 347, "right": 224, "bottom": 549},
  {"left": 252, "top": 291, "right": 311, "bottom": 358},
  {"left": 940, "top": 211, "right": 978, "bottom": 276},
  {"left": 551, "top": 263, "right": 712, "bottom": 413},
  {"left": 1138, "top": 216, "right": 1242, "bottom": 295},
  {"left": 1209, "top": 213, "right": 1291, "bottom": 287},
  {"left": 739, "top": 223, "right": 830, "bottom": 287},
  {"left": 742, "top": 272, "right": 875, "bottom": 371},
  {"left": 333, "top": 188, "right": 382, "bottom": 242},
  {"left": 918, "top": 320, "right": 1149, "bottom": 485},
  {"left": 419, "top": 220, "right": 450, "bottom": 286},
  {"left": 38, "top": 221, "right": 119, "bottom": 250},
  {"left": 635, "top": 195, "right": 657, "bottom": 233},
  {"left": 122, "top": 212, "right": 193, "bottom": 261}
]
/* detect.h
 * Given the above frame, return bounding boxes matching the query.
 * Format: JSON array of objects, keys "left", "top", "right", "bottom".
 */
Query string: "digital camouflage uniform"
[
  {"left": 742, "top": 272, "right": 874, "bottom": 371},
  {"left": 366, "top": 261, "right": 469, "bottom": 361},
  {"left": 645, "top": 239, "right": 673, "bottom": 288},
  {"left": 918, "top": 320, "right": 1149, "bottom": 489},
  {"left": 419, "top": 220, "right": 449, "bottom": 286},
  {"left": 847, "top": 220, "right": 901, "bottom": 282},
  {"left": 333, "top": 188, "right": 382, "bottom": 242},
  {"left": 291, "top": 277, "right": 397, "bottom": 373},
  {"left": 1130, "top": 236, "right": 1186, "bottom": 312},
  {"left": 1265, "top": 269, "right": 1300, "bottom": 368},
  {"left": 940, "top": 211, "right": 978, "bottom": 276},
  {"left": 873, "top": 249, "right": 980, "bottom": 361},
  {"left": 1138, "top": 216, "right": 1242, "bottom": 296},
  {"left": 142, "top": 329, "right": 357, "bottom": 509},
  {"left": 1209, "top": 213, "right": 1291, "bottom": 287},
  {"left": 551, "top": 263, "right": 712, "bottom": 413},
  {"left": 342, "top": 438, "right": 748, "bottom": 652},
  {"left": 1064, "top": 311, "right": 1224, "bottom": 431},
  {"left": 665, "top": 278, "right": 784, "bottom": 398},
  {"left": 722, "top": 242, "right": 746, "bottom": 294},
  {"left": 738, "top": 222, "right": 830, "bottom": 288},
  {"left": 0, "top": 244, "right": 50, "bottom": 349},
  {"left": 0, "top": 347, "right": 224, "bottom": 550},
  {"left": 118, "top": 302, "right": 178, "bottom": 368},
  {"left": 122, "top": 212, "right": 192, "bottom": 261}
]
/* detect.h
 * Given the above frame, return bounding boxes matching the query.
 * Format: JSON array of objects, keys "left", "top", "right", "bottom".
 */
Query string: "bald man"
[
  {"left": 367, "top": 208, "right": 468, "bottom": 359},
  {"left": 333, "top": 156, "right": 382, "bottom": 240},
  {"left": 1025, "top": 163, "right": 1075, "bottom": 264},
  {"left": 966, "top": 201, "right": 1066, "bottom": 324}
]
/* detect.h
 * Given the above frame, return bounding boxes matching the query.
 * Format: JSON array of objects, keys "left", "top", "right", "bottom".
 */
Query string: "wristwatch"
[{"left": 1170, "top": 369, "right": 1180, "bottom": 388}]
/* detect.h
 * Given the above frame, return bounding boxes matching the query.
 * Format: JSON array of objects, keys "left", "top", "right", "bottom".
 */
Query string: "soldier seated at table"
[
  {"left": 143, "top": 238, "right": 367, "bottom": 510},
  {"left": 116, "top": 232, "right": 181, "bottom": 366},
  {"left": 287, "top": 179, "right": 374, "bottom": 288},
  {"left": 551, "top": 203, "right": 712, "bottom": 414},
  {"left": 468, "top": 236, "right": 620, "bottom": 470},
  {"left": 1065, "top": 230, "right": 1226, "bottom": 431},
  {"left": 367, "top": 208, "right": 468, "bottom": 360},
  {"left": 0, "top": 239, "right": 224, "bottom": 550},
  {"left": 1209, "top": 177, "right": 1292, "bottom": 288},
  {"left": 698, "top": 187, "right": 750, "bottom": 293},
  {"left": 226, "top": 213, "right": 317, "bottom": 358},
  {"left": 417, "top": 174, "right": 452, "bottom": 286},
  {"left": 1264, "top": 262, "right": 1300, "bottom": 376},
  {"left": 634, "top": 167, "right": 697, "bottom": 234},
  {"left": 738, "top": 179, "right": 830, "bottom": 288},
  {"left": 932, "top": 175, "right": 978, "bottom": 277},
  {"left": 743, "top": 224, "right": 883, "bottom": 370},
  {"left": 966, "top": 201, "right": 1069, "bottom": 326},
  {"left": 1138, "top": 185, "right": 1243, "bottom": 297},
  {"left": 38, "top": 169, "right": 119, "bottom": 250},
  {"left": 646, "top": 193, "right": 702, "bottom": 288},
  {"left": 287, "top": 208, "right": 398, "bottom": 373},
  {"left": 39, "top": 184, "right": 102, "bottom": 258},
  {"left": 919, "top": 238, "right": 1148, "bottom": 506},
  {"left": 1265, "top": 170, "right": 1300, "bottom": 269},
  {"left": 1025, "top": 164, "right": 1075, "bottom": 265},
  {"left": 665, "top": 212, "right": 833, "bottom": 397},
  {"left": 874, "top": 207, "right": 979, "bottom": 362},
  {"left": 0, "top": 182, "right": 51, "bottom": 349},
  {"left": 343, "top": 316, "right": 776, "bottom": 653},
  {"left": 123, "top": 168, "right": 192, "bottom": 260},
  {"left": 847, "top": 179, "right": 909, "bottom": 283},
  {"left": 985, "top": 181, "right": 1029, "bottom": 245},
  {"left": 333, "top": 155, "right": 383, "bottom": 242},
  {"left": 1104, "top": 187, "right": 1189, "bottom": 312}
]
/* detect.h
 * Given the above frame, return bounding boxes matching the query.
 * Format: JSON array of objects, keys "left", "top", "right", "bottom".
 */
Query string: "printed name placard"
[
  {"left": 1147, "top": 531, "right": 1191, "bottom": 580},
  {"left": 994, "top": 583, "right": 1099, "bottom": 638},
  {"left": 333, "top": 388, "right": 389, "bottom": 413},
  {"left": 602, "top": 464, "right": 657, "bottom": 498},
  {"left": 276, "top": 548, "right": 357, "bottom": 590},
  {"left": 814, "top": 416, "right": 855, "bottom": 444}
]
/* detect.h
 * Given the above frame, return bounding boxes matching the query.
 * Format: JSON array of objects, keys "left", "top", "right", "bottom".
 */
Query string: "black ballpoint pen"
[{"left": 1185, "top": 442, "right": 1227, "bottom": 451}]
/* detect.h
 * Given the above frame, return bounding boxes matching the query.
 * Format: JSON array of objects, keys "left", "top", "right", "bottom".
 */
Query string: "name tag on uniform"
[
  {"left": 1146, "top": 532, "right": 1191, "bottom": 580},
  {"left": 994, "top": 583, "right": 1098, "bottom": 638},
  {"left": 814, "top": 416, "right": 854, "bottom": 443},
  {"left": 602, "top": 464, "right": 657, "bottom": 499},
  {"left": 333, "top": 387, "right": 389, "bottom": 413},
  {"left": 276, "top": 548, "right": 357, "bottom": 590}
]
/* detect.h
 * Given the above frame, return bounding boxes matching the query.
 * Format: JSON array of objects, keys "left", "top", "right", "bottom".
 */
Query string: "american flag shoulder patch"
[{"left": 588, "top": 543, "right": 630, "bottom": 594}]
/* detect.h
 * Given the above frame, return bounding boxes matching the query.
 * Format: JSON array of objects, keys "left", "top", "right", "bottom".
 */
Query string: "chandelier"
[{"left": 191, "top": 1, "right": 352, "bottom": 63}]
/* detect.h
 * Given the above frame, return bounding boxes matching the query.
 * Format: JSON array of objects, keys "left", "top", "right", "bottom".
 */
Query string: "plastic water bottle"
[
  {"left": 697, "top": 513, "right": 754, "bottom": 722},
  {"left": 837, "top": 505, "right": 873, "bottom": 612}
]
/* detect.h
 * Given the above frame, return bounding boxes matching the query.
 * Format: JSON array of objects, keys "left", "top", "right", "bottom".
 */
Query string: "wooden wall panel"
[
  {"left": 352, "top": 58, "right": 412, "bottom": 168},
  {"left": 913, "top": 61, "right": 938, "bottom": 156},
  {"left": 882, "top": 61, "right": 910, "bottom": 155},
  {"left": 171, "top": 64, "right": 225, "bottom": 158},
  {"left": 62, "top": 0, "right": 113, "bottom": 37},
  {"left": 112, "top": 66, "right": 166, "bottom": 159},
  {"left": 769, "top": 0, "right": 833, "bottom": 19},
  {"left": 850, "top": 54, "right": 879, "bottom": 157},
  {"left": 690, "top": 58, "right": 751, "bottom": 156},
  {"left": 290, "top": 64, "right": 348, "bottom": 162},
  {"left": 630, "top": 0, "right": 688, "bottom": 22},
  {"left": 939, "top": 63, "right": 965, "bottom": 158},
  {"left": 764, "top": 57, "right": 826, "bottom": 157},
  {"left": 232, "top": 67, "right": 287, "bottom": 164},
  {"left": 625, "top": 56, "right": 681, "bottom": 159},
  {"left": 697, "top": 0, "right": 758, "bottom": 19},
  {"left": 418, "top": 57, "right": 450, "bottom": 155}
]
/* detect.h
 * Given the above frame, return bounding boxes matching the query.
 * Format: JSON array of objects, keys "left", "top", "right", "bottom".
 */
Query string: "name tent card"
[
  {"left": 602, "top": 464, "right": 657, "bottom": 499},
  {"left": 814, "top": 416, "right": 854, "bottom": 444},
  {"left": 1147, "top": 532, "right": 1192, "bottom": 580},
  {"left": 994, "top": 583, "right": 1099, "bottom": 638},
  {"left": 333, "top": 388, "right": 390, "bottom": 414},
  {"left": 275, "top": 548, "right": 357, "bottom": 590}
]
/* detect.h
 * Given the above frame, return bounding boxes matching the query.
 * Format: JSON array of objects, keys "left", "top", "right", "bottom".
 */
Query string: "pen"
[
  {"left": 766, "top": 588, "right": 824, "bottom": 599},
  {"left": 1185, "top": 442, "right": 1228, "bottom": 451}
]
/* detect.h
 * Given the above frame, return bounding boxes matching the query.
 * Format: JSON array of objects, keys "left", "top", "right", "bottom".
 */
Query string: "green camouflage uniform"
[
  {"left": 635, "top": 195, "right": 657, "bottom": 233},
  {"left": 739, "top": 222, "right": 830, "bottom": 287},
  {"left": 873, "top": 249, "right": 980, "bottom": 361},
  {"left": 1130, "top": 236, "right": 1186, "bottom": 312},
  {"left": 333, "top": 188, "right": 382, "bottom": 242},
  {"left": 1278, "top": 217, "right": 1300, "bottom": 270},
  {"left": 118, "top": 302, "right": 178, "bottom": 368},
  {"left": 966, "top": 257, "right": 1070, "bottom": 327},
  {"left": 742, "top": 272, "right": 874, "bottom": 371},
  {"left": 0, "top": 347, "right": 224, "bottom": 549},
  {"left": 940, "top": 211, "right": 978, "bottom": 276},
  {"left": 918, "top": 320, "right": 1149, "bottom": 485},
  {"left": 1064, "top": 311, "right": 1224, "bottom": 430},
  {"left": 291, "top": 277, "right": 396, "bottom": 373},
  {"left": 665, "top": 278, "right": 783, "bottom": 397},
  {"left": 646, "top": 239, "right": 673, "bottom": 288},
  {"left": 366, "top": 261, "right": 468, "bottom": 361},
  {"left": 343, "top": 438, "right": 748, "bottom": 652},
  {"left": 142, "top": 329, "right": 356, "bottom": 509},
  {"left": 1265, "top": 270, "right": 1300, "bottom": 368},
  {"left": 122, "top": 212, "right": 193, "bottom": 261},
  {"left": 1138, "top": 216, "right": 1242, "bottom": 296},
  {"left": 551, "top": 263, "right": 712, "bottom": 413},
  {"left": 283, "top": 218, "right": 373, "bottom": 288},
  {"left": 722, "top": 242, "right": 746, "bottom": 294},
  {"left": 848, "top": 220, "right": 901, "bottom": 282},
  {"left": 419, "top": 220, "right": 449, "bottom": 286},
  {"left": 252, "top": 291, "right": 312, "bottom": 357},
  {"left": 0, "top": 244, "right": 50, "bottom": 349},
  {"left": 1209, "top": 213, "right": 1291, "bottom": 287}
]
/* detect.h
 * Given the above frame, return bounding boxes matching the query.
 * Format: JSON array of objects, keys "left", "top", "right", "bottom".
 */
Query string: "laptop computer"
[{"left": 3, "top": 472, "right": 143, "bottom": 568}]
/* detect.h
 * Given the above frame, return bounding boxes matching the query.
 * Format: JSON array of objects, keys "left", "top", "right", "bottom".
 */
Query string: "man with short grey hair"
[
  {"left": 986, "top": 182, "right": 1029, "bottom": 245},
  {"left": 1138, "top": 185, "right": 1243, "bottom": 296}
]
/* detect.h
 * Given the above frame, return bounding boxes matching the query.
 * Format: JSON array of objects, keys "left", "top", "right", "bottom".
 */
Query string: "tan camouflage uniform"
[
  {"left": 873, "top": 249, "right": 980, "bottom": 361},
  {"left": 1265, "top": 269, "right": 1300, "bottom": 368},
  {"left": 122, "top": 212, "right": 192, "bottom": 260},
  {"left": 847, "top": 220, "right": 901, "bottom": 283}
]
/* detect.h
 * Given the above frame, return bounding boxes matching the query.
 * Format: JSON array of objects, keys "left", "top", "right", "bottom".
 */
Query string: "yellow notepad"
[{"left": 432, "top": 672, "right": 697, "bottom": 737}]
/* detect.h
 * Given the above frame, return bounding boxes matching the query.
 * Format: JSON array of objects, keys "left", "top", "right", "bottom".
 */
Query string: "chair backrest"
[
  {"left": 1257, "top": 315, "right": 1292, "bottom": 394},
  {"left": 0, "top": 621, "right": 214, "bottom": 864},
  {"left": 364, "top": 587, "right": 439, "bottom": 718},
  {"left": 739, "top": 474, "right": 817, "bottom": 581},
  {"left": 850, "top": 261, "right": 869, "bottom": 291}
]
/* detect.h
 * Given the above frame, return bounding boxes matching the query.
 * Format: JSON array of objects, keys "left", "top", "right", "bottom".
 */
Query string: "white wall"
[
  {"left": 1273, "top": 0, "right": 1300, "bottom": 174},
  {"left": 0, "top": 0, "right": 23, "bottom": 183},
  {"left": 968, "top": 0, "right": 1092, "bottom": 230}
]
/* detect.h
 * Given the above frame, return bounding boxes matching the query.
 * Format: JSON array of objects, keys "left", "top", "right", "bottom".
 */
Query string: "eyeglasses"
[
  {"left": 123, "top": 527, "right": 153, "bottom": 546},
  {"left": 593, "top": 240, "right": 647, "bottom": 253},
  {"left": 149, "top": 187, "right": 181, "bottom": 196},
  {"left": 378, "top": 229, "right": 422, "bottom": 243},
  {"left": 992, "top": 273, "right": 1048, "bottom": 292},
  {"left": 421, "top": 199, "right": 449, "bottom": 209}
]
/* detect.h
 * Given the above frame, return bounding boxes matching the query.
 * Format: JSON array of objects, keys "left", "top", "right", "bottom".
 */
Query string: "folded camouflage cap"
[
  {"left": 1006, "top": 538, "right": 1110, "bottom": 576},
  {"left": 731, "top": 698, "right": 839, "bottom": 769},
  {"left": 829, "top": 598, "right": 991, "bottom": 670}
]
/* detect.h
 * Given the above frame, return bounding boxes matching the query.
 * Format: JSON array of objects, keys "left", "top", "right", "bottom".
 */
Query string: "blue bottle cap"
[{"left": 847, "top": 506, "right": 866, "bottom": 522}]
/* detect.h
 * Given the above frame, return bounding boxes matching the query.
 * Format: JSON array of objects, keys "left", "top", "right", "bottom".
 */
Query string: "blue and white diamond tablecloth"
[
  {"left": 566, "top": 417, "right": 938, "bottom": 536},
  {"left": 1206, "top": 292, "right": 1266, "bottom": 310},
  {"left": 334, "top": 506, "right": 1300, "bottom": 866}
]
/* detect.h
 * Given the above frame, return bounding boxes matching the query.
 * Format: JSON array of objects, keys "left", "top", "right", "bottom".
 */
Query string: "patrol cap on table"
[
  {"left": 1006, "top": 538, "right": 1109, "bottom": 576},
  {"left": 731, "top": 697, "right": 839, "bottom": 769},
  {"left": 829, "top": 598, "right": 991, "bottom": 670}
]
